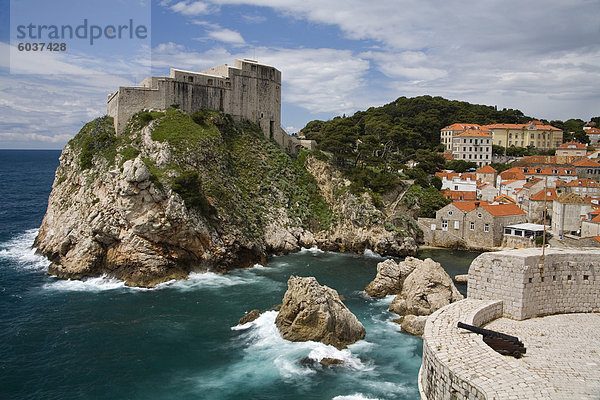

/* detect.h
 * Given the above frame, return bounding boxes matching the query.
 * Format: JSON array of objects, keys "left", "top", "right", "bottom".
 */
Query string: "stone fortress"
[
  {"left": 107, "top": 58, "right": 314, "bottom": 154},
  {"left": 419, "top": 248, "right": 600, "bottom": 399}
]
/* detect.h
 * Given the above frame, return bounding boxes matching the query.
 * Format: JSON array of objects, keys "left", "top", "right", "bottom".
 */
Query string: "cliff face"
[{"left": 35, "top": 110, "right": 418, "bottom": 287}]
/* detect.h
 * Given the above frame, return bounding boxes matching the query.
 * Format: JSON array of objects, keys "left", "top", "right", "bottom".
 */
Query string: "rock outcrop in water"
[
  {"left": 35, "top": 110, "right": 421, "bottom": 287},
  {"left": 364, "top": 257, "right": 418, "bottom": 297},
  {"left": 366, "top": 257, "right": 463, "bottom": 336},
  {"left": 275, "top": 276, "right": 365, "bottom": 349}
]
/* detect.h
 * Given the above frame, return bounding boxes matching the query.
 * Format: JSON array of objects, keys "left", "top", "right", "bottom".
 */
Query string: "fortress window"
[{"left": 188, "top": 76, "right": 194, "bottom": 82}]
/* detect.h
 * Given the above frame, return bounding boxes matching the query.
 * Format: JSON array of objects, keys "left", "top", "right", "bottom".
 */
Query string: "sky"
[{"left": 0, "top": 0, "right": 599, "bottom": 149}]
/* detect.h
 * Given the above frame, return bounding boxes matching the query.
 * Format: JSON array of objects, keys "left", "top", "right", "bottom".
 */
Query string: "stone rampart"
[
  {"left": 468, "top": 248, "right": 600, "bottom": 319},
  {"left": 419, "top": 299, "right": 552, "bottom": 400}
]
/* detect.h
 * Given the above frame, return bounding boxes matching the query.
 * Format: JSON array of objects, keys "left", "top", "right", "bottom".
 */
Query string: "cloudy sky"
[{"left": 0, "top": 0, "right": 598, "bottom": 149}]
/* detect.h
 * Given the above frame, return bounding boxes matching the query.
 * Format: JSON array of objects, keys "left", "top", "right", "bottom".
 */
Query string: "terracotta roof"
[
  {"left": 572, "top": 158, "right": 600, "bottom": 167},
  {"left": 523, "top": 178, "right": 543, "bottom": 188},
  {"left": 442, "top": 123, "right": 482, "bottom": 131},
  {"left": 566, "top": 179, "right": 600, "bottom": 187},
  {"left": 558, "top": 141, "right": 587, "bottom": 149},
  {"left": 456, "top": 130, "right": 491, "bottom": 137},
  {"left": 480, "top": 203, "right": 525, "bottom": 216},
  {"left": 585, "top": 122, "right": 597, "bottom": 127},
  {"left": 530, "top": 188, "right": 558, "bottom": 201},
  {"left": 499, "top": 167, "right": 527, "bottom": 181},
  {"left": 556, "top": 193, "right": 586, "bottom": 204},
  {"left": 452, "top": 201, "right": 489, "bottom": 213},
  {"left": 493, "top": 194, "right": 517, "bottom": 204},
  {"left": 441, "top": 152, "right": 454, "bottom": 160},
  {"left": 476, "top": 165, "right": 497, "bottom": 173},
  {"left": 587, "top": 128, "right": 600, "bottom": 134},
  {"left": 592, "top": 215, "right": 600, "bottom": 223},
  {"left": 483, "top": 122, "right": 561, "bottom": 131},
  {"left": 441, "top": 190, "right": 477, "bottom": 201},
  {"left": 520, "top": 166, "right": 576, "bottom": 176},
  {"left": 593, "top": 236, "right": 600, "bottom": 243},
  {"left": 519, "top": 155, "right": 558, "bottom": 165}
]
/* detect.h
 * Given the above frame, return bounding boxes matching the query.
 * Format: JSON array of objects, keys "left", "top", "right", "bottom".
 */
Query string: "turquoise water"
[{"left": 0, "top": 150, "right": 478, "bottom": 400}]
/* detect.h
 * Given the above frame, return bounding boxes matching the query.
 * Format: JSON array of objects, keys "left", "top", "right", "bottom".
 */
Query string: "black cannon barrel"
[{"left": 457, "top": 322, "right": 522, "bottom": 344}]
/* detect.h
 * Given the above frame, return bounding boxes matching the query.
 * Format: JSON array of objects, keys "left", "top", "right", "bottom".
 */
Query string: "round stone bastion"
[{"left": 418, "top": 248, "right": 600, "bottom": 400}]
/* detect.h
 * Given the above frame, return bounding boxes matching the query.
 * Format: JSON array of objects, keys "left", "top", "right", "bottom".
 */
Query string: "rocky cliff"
[{"left": 35, "top": 110, "right": 419, "bottom": 287}]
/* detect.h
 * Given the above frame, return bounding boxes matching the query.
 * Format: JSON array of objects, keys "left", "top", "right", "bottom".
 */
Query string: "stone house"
[
  {"left": 586, "top": 127, "right": 600, "bottom": 146},
  {"left": 572, "top": 158, "right": 600, "bottom": 179},
  {"left": 418, "top": 201, "right": 525, "bottom": 249},
  {"left": 556, "top": 142, "right": 587, "bottom": 158},
  {"left": 463, "top": 203, "right": 526, "bottom": 248},
  {"left": 477, "top": 182, "right": 498, "bottom": 202},
  {"left": 552, "top": 193, "right": 594, "bottom": 237},
  {"left": 581, "top": 214, "right": 600, "bottom": 238},
  {"left": 563, "top": 178, "right": 600, "bottom": 197},
  {"left": 476, "top": 165, "right": 497, "bottom": 186},
  {"left": 523, "top": 188, "right": 557, "bottom": 224}
]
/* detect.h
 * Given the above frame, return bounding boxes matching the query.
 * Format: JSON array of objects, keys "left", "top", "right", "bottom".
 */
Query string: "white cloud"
[
  {"left": 206, "top": 28, "right": 245, "bottom": 44},
  {"left": 170, "top": 1, "right": 211, "bottom": 15}
]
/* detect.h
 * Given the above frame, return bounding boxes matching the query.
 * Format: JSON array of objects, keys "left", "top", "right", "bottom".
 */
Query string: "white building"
[{"left": 451, "top": 129, "right": 492, "bottom": 167}]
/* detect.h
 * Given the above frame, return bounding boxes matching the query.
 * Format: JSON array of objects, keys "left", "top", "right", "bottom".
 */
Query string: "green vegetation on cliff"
[{"left": 68, "top": 109, "right": 333, "bottom": 241}]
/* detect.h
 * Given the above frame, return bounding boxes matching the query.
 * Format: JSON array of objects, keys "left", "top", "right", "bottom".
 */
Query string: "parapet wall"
[{"left": 468, "top": 248, "right": 600, "bottom": 320}]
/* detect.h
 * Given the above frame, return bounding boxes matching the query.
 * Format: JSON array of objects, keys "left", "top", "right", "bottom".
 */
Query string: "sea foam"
[{"left": 0, "top": 229, "right": 49, "bottom": 271}]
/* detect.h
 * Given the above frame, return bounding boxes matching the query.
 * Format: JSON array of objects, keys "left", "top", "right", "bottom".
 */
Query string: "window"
[
  {"left": 499, "top": 140, "right": 502, "bottom": 145},
  {"left": 478, "top": 213, "right": 482, "bottom": 218},
  {"left": 523, "top": 168, "right": 528, "bottom": 173},
  {"left": 454, "top": 185, "right": 459, "bottom": 190},
  {"left": 566, "top": 170, "right": 572, "bottom": 174},
  {"left": 509, "top": 133, "right": 512, "bottom": 138},
  {"left": 470, "top": 222, "right": 475, "bottom": 230},
  {"left": 486, "top": 155, "right": 489, "bottom": 159},
  {"left": 454, "top": 221, "right": 460, "bottom": 229},
  {"left": 484, "top": 224, "right": 489, "bottom": 232},
  {"left": 207, "top": 79, "right": 213, "bottom": 85},
  {"left": 536, "top": 168, "right": 541, "bottom": 173},
  {"left": 442, "top": 220, "right": 448, "bottom": 231},
  {"left": 448, "top": 211, "right": 453, "bottom": 215},
  {"left": 531, "top": 133, "right": 535, "bottom": 139},
  {"left": 188, "top": 76, "right": 194, "bottom": 82}
]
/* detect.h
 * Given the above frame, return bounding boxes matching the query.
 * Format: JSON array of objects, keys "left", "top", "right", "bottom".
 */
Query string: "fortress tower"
[{"left": 107, "top": 59, "right": 311, "bottom": 154}]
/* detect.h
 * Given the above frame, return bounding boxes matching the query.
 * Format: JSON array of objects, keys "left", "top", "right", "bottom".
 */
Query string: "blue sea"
[{"left": 0, "top": 150, "right": 479, "bottom": 400}]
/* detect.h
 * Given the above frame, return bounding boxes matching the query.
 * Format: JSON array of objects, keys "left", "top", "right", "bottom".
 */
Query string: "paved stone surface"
[{"left": 486, "top": 313, "right": 600, "bottom": 399}]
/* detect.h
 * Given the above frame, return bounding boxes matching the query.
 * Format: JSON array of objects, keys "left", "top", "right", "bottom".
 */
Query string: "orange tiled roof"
[
  {"left": 499, "top": 167, "right": 527, "bottom": 181},
  {"left": 476, "top": 165, "right": 497, "bottom": 173},
  {"left": 558, "top": 141, "right": 587, "bottom": 149},
  {"left": 566, "top": 179, "right": 600, "bottom": 187},
  {"left": 456, "top": 130, "right": 492, "bottom": 137},
  {"left": 530, "top": 188, "right": 558, "bottom": 201},
  {"left": 441, "top": 152, "right": 454, "bottom": 160},
  {"left": 441, "top": 190, "right": 477, "bottom": 201},
  {"left": 480, "top": 203, "right": 525, "bottom": 216},
  {"left": 523, "top": 178, "right": 543, "bottom": 188},
  {"left": 493, "top": 194, "right": 517, "bottom": 204},
  {"left": 520, "top": 166, "right": 576, "bottom": 176},
  {"left": 452, "top": 201, "right": 489, "bottom": 213},
  {"left": 591, "top": 216, "right": 600, "bottom": 223},
  {"left": 572, "top": 158, "right": 600, "bottom": 167},
  {"left": 442, "top": 123, "right": 483, "bottom": 131},
  {"left": 484, "top": 122, "right": 561, "bottom": 131},
  {"left": 592, "top": 236, "right": 600, "bottom": 243},
  {"left": 587, "top": 128, "right": 600, "bottom": 134}
]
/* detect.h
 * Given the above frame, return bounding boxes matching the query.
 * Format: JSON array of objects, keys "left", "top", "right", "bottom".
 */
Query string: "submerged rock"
[
  {"left": 388, "top": 258, "right": 463, "bottom": 317},
  {"left": 320, "top": 358, "right": 344, "bottom": 367},
  {"left": 396, "top": 315, "right": 428, "bottom": 337},
  {"left": 454, "top": 274, "right": 468, "bottom": 283},
  {"left": 275, "top": 276, "right": 365, "bottom": 349},
  {"left": 238, "top": 309, "right": 261, "bottom": 325}
]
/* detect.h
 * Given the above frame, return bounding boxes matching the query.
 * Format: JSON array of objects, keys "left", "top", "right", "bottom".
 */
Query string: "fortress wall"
[
  {"left": 419, "top": 300, "right": 504, "bottom": 400},
  {"left": 107, "top": 59, "right": 302, "bottom": 154},
  {"left": 468, "top": 248, "right": 600, "bottom": 320}
]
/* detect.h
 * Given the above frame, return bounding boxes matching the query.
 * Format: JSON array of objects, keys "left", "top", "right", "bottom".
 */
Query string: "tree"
[{"left": 445, "top": 160, "right": 478, "bottom": 172}]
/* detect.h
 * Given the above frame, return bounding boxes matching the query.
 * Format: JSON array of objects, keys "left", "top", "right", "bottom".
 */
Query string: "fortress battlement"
[{"left": 107, "top": 59, "right": 312, "bottom": 154}]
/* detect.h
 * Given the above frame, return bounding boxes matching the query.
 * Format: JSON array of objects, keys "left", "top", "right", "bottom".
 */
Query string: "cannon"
[{"left": 457, "top": 321, "right": 527, "bottom": 358}]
